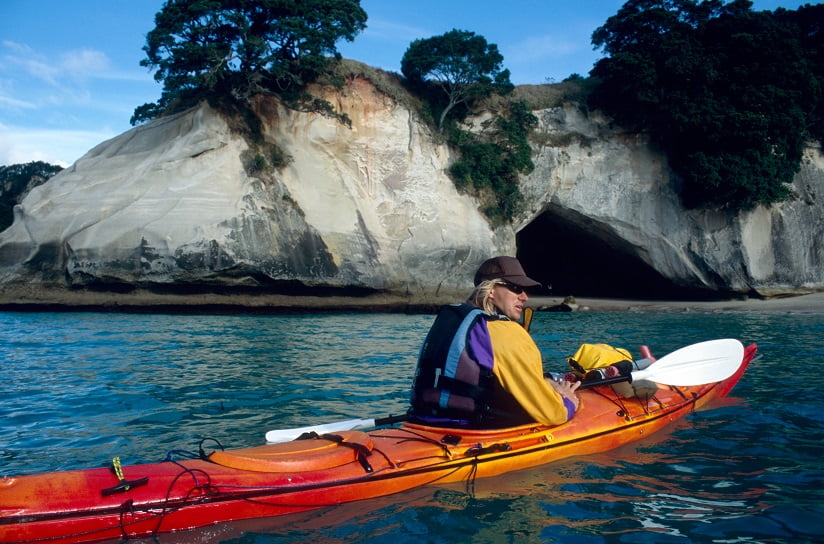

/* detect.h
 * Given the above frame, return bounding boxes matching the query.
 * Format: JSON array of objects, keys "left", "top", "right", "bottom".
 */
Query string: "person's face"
[{"left": 489, "top": 281, "right": 528, "bottom": 320}]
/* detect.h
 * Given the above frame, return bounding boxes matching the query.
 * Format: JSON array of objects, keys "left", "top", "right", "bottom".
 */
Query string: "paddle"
[
  {"left": 578, "top": 337, "right": 744, "bottom": 389},
  {"left": 264, "top": 338, "right": 744, "bottom": 443}
]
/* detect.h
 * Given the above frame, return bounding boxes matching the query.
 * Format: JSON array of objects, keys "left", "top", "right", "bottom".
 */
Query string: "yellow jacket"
[{"left": 487, "top": 319, "right": 570, "bottom": 426}]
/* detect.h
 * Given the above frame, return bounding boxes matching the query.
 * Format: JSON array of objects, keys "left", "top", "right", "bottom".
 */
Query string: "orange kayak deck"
[{"left": 0, "top": 343, "right": 756, "bottom": 544}]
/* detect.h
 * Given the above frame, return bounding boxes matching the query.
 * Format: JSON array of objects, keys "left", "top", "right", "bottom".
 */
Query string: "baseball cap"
[{"left": 473, "top": 256, "right": 541, "bottom": 288}]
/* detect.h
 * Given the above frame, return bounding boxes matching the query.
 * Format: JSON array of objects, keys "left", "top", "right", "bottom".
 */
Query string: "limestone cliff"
[
  {"left": 0, "top": 76, "right": 821, "bottom": 302},
  {"left": 519, "top": 106, "right": 823, "bottom": 297}
]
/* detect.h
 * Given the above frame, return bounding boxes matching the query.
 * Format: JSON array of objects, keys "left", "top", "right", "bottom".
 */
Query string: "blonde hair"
[{"left": 467, "top": 279, "right": 506, "bottom": 314}]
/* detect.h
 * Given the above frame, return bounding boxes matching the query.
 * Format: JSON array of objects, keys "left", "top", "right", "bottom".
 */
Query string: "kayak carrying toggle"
[
  {"left": 318, "top": 433, "right": 375, "bottom": 473},
  {"left": 102, "top": 457, "right": 149, "bottom": 496}
]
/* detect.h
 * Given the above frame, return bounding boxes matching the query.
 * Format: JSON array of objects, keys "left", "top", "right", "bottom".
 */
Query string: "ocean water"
[{"left": 1, "top": 309, "right": 822, "bottom": 543}]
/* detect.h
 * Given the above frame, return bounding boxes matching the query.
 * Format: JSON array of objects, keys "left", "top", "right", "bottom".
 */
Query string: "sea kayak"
[{"left": 0, "top": 342, "right": 756, "bottom": 544}]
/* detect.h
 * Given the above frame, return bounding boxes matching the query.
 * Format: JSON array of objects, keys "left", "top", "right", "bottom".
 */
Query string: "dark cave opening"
[{"left": 516, "top": 208, "right": 716, "bottom": 300}]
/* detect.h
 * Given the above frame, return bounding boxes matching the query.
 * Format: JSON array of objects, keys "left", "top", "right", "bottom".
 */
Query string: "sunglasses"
[{"left": 497, "top": 281, "right": 526, "bottom": 295}]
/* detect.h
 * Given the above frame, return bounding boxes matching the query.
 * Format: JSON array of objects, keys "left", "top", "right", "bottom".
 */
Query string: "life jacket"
[{"left": 409, "top": 303, "right": 495, "bottom": 425}]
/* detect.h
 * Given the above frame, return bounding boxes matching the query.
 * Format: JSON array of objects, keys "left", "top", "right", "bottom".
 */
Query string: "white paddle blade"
[
  {"left": 265, "top": 418, "right": 375, "bottom": 444},
  {"left": 634, "top": 338, "right": 744, "bottom": 386}
]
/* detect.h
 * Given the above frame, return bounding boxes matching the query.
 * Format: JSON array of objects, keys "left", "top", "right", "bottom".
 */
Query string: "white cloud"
[
  {"left": 0, "top": 39, "right": 155, "bottom": 160},
  {"left": 505, "top": 35, "right": 579, "bottom": 65},
  {"left": 101, "top": 68, "right": 157, "bottom": 83},
  {"left": 362, "top": 18, "right": 427, "bottom": 42},
  {"left": 3, "top": 41, "right": 113, "bottom": 87},
  {"left": 0, "top": 123, "right": 116, "bottom": 167},
  {"left": 0, "top": 93, "right": 36, "bottom": 110},
  {"left": 60, "top": 48, "right": 112, "bottom": 78},
  {"left": 1, "top": 40, "right": 34, "bottom": 56},
  {"left": 2, "top": 41, "right": 58, "bottom": 86}
]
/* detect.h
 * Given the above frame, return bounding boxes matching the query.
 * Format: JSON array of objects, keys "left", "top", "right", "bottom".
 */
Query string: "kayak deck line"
[{"left": 0, "top": 343, "right": 757, "bottom": 544}]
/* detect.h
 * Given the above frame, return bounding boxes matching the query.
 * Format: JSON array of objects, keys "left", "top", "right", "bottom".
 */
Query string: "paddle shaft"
[
  {"left": 373, "top": 414, "right": 408, "bottom": 427},
  {"left": 578, "top": 374, "right": 632, "bottom": 389}
]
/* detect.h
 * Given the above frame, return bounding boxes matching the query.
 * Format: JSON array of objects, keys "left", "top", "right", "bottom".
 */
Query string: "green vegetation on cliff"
[{"left": 589, "top": 0, "right": 824, "bottom": 211}]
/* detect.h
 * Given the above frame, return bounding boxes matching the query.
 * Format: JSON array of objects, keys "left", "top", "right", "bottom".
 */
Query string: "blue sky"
[{"left": 0, "top": 0, "right": 810, "bottom": 166}]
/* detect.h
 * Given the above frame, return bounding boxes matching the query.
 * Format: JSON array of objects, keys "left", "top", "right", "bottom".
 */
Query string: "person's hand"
[{"left": 549, "top": 378, "right": 581, "bottom": 411}]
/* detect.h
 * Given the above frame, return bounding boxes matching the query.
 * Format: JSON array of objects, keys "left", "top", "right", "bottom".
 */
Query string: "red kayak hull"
[{"left": 0, "top": 343, "right": 756, "bottom": 543}]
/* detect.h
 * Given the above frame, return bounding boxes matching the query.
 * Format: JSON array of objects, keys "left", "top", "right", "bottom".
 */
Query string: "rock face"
[
  {"left": 519, "top": 107, "right": 823, "bottom": 296},
  {"left": 0, "top": 76, "right": 821, "bottom": 300}
]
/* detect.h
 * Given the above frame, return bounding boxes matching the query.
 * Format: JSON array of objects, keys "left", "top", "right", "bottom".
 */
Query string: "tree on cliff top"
[
  {"left": 132, "top": 0, "right": 367, "bottom": 125},
  {"left": 401, "top": 29, "right": 514, "bottom": 132},
  {"left": 589, "top": 0, "right": 823, "bottom": 211}
]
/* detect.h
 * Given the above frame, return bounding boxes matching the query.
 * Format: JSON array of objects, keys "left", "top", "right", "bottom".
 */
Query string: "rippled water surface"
[{"left": 2, "top": 309, "right": 822, "bottom": 543}]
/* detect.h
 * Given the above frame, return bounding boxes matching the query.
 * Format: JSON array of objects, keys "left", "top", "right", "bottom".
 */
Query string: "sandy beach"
[
  {"left": 0, "top": 283, "right": 821, "bottom": 314},
  {"left": 529, "top": 292, "right": 824, "bottom": 314}
]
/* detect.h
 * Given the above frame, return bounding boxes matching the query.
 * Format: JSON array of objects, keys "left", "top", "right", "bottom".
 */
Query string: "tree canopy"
[
  {"left": 401, "top": 29, "right": 514, "bottom": 131},
  {"left": 132, "top": 0, "right": 367, "bottom": 125},
  {"left": 588, "top": 0, "right": 823, "bottom": 210},
  {"left": 397, "top": 28, "right": 530, "bottom": 223}
]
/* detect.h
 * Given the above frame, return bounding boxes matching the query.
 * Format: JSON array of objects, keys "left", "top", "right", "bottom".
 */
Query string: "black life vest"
[{"left": 409, "top": 303, "right": 494, "bottom": 425}]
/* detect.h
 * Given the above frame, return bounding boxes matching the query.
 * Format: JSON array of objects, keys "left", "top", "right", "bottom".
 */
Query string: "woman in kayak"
[{"left": 409, "top": 256, "right": 580, "bottom": 428}]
